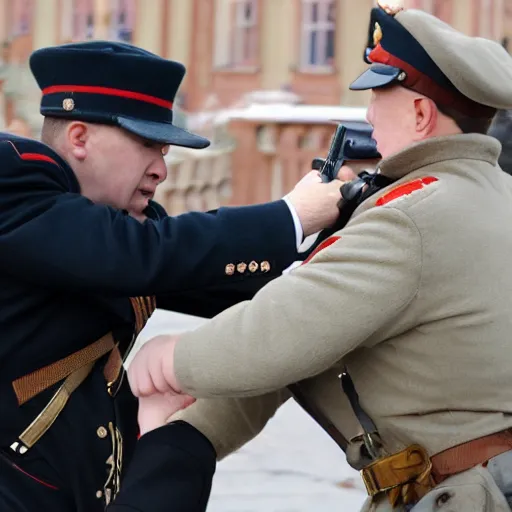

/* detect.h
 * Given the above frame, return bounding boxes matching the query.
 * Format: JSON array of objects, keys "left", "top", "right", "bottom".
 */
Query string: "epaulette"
[
  {"left": 0, "top": 133, "right": 79, "bottom": 192},
  {"left": 301, "top": 235, "right": 341, "bottom": 266},
  {"left": 375, "top": 176, "right": 438, "bottom": 207}
]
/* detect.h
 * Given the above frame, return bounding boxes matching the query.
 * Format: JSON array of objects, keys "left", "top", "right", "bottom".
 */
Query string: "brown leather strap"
[
  {"left": 358, "top": 429, "right": 512, "bottom": 507},
  {"left": 431, "top": 428, "right": 512, "bottom": 483},
  {"left": 103, "top": 344, "right": 124, "bottom": 397},
  {"left": 103, "top": 344, "right": 122, "bottom": 383},
  {"left": 14, "top": 362, "right": 96, "bottom": 452},
  {"left": 12, "top": 333, "right": 115, "bottom": 406},
  {"left": 130, "top": 296, "right": 157, "bottom": 336}
]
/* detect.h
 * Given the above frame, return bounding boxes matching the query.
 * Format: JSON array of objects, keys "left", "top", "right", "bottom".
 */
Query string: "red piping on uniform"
[
  {"left": 302, "top": 236, "right": 341, "bottom": 265},
  {"left": 20, "top": 153, "right": 59, "bottom": 166},
  {"left": 42, "top": 85, "right": 173, "bottom": 109},
  {"left": 12, "top": 462, "right": 60, "bottom": 490},
  {"left": 376, "top": 176, "right": 438, "bottom": 207}
]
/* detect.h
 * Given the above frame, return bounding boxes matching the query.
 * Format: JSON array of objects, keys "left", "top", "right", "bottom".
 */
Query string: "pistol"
[
  {"left": 312, "top": 124, "right": 381, "bottom": 183},
  {"left": 311, "top": 124, "right": 394, "bottom": 233}
]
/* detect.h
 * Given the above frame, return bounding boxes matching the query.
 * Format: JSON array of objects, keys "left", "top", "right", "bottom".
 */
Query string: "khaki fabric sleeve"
[
  {"left": 169, "top": 389, "right": 291, "bottom": 460},
  {"left": 175, "top": 206, "right": 422, "bottom": 398}
]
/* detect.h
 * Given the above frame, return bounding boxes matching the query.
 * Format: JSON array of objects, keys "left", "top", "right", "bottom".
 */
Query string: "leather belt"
[
  {"left": 12, "top": 333, "right": 117, "bottom": 405},
  {"left": 431, "top": 428, "right": 512, "bottom": 483},
  {"left": 360, "top": 429, "right": 512, "bottom": 507}
]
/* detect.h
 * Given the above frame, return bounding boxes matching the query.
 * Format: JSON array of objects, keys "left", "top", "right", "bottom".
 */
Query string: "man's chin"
[
  {"left": 129, "top": 211, "right": 148, "bottom": 222},
  {"left": 127, "top": 202, "right": 149, "bottom": 222}
]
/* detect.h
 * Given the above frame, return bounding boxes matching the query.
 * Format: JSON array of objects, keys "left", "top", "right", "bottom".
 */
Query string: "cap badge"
[
  {"left": 373, "top": 22, "right": 383, "bottom": 46},
  {"left": 377, "top": 0, "right": 404, "bottom": 16},
  {"left": 62, "top": 98, "right": 75, "bottom": 111}
]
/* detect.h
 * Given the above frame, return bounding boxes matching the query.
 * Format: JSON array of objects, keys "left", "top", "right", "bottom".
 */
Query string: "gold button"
[
  {"left": 261, "top": 261, "right": 271, "bottom": 273},
  {"left": 62, "top": 98, "right": 75, "bottom": 111},
  {"left": 96, "top": 490, "right": 103, "bottom": 499},
  {"left": 248, "top": 261, "right": 258, "bottom": 273},
  {"left": 97, "top": 426, "right": 108, "bottom": 439},
  {"left": 237, "top": 262, "right": 247, "bottom": 274},
  {"left": 225, "top": 263, "right": 235, "bottom": 276}
]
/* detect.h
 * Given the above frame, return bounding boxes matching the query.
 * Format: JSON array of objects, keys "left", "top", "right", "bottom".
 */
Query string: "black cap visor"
[
  {"left": 117, "top": 116, "right": 211, "bottom": 149},
  {"left": 349, "top": 63, "right": 403, "bottom": 91}
]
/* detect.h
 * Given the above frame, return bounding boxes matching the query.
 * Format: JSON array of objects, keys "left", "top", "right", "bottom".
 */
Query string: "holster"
[{"left": 360, "top": 443, "right": 435, "bottom": 507}]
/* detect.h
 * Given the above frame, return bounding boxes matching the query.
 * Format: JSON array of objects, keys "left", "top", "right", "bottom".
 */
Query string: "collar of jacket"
[{"left": 377, "top": 133, "right": 501, "bottom": 180}]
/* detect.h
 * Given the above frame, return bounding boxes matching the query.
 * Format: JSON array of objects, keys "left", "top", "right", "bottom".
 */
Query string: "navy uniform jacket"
[{"left": 0, "top": 133, "right": 299, "bottom": 510}]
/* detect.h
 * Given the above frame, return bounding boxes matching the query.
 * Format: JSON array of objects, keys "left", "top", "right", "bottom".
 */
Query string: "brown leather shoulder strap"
[{"left": 12, "top": 333, "right": 115, "bottom": 406}]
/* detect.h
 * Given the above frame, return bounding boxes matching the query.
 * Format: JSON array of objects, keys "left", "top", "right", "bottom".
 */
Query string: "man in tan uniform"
[{"left": 127, "top": 5, "right": 512, "bottom": 511}]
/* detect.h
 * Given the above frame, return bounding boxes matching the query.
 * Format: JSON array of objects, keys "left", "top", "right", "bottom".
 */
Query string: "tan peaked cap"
[{"left": 396, "top": 9, "right": 512, "bottom": 109}]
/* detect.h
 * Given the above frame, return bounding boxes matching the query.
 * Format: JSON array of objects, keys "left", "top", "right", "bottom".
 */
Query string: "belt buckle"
[
  {"left": 361, "top": 466, "right": 380, "bottom": 497},
  {"left": 363, "top": 432, "right": 382, "bottom": 460}
]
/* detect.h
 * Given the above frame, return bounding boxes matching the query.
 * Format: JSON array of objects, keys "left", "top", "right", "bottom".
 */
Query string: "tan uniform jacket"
[{"left": 171, "top": 134, "right": 512, "bottom": 472}]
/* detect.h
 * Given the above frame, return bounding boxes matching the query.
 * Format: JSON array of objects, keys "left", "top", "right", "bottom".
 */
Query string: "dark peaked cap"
[{"left": 30, "top": 41, "right": 210, "bottom": 149}]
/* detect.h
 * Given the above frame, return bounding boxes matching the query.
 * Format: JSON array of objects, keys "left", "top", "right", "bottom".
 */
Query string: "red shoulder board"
[
  {"left": 376, "top": 176, "right": 438, "bottom": 207},
  {"left": 20, "top": 152, "right": 59, "bottom": 166},
  {"left": 302, "top": 236, "right": 341, "bottom": 265},
  {"left": 7, "top": 140, "right": 60, "bottom": 167}
]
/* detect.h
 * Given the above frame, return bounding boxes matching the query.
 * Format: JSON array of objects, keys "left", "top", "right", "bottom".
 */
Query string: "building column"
[
  {"left": 33, "top": 0, "right": 59, "bottom": 48},
  {"left": 167, "top": 0, "right": 193, "bottom": 67},
  {"left": 338, "top": 0, "right": 374, "bottom": 106},
  {"left": 261, "top": 0, "right": 294, "bottom": 89},
  {"left": 493, "top": 0, "right": 505, "bottom": 41},
  {"left": 212, "top": 0, "right": 231, "bottom": 69},
  {"left": 134, "top": 0, "right": 164, "bottom": 54},
  {"left": 93, "top": 0, "right": 111, "bottom": 40}
]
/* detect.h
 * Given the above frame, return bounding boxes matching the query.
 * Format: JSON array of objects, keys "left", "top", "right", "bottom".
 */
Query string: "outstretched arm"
[{"left": 107, "top": 421, "right": 215, "bottom": 512}]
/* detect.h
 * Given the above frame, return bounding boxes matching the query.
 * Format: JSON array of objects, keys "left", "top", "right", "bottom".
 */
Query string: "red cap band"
[
  {"left": 369, "top": 45, "right": 495, "bottom": 118},
  {"left": 42, "top": 85, "right": 173, "bottom": 110}
]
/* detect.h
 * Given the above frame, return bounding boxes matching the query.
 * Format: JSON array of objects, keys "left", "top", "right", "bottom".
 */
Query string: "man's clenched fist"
[
  {"left": 137, "top": 392, "right": 195, "bottom": 436},
  {"left": 127, "top": 334, "right": 181, "bottom": 398},
  {"left": 286, "top": 171, "right": 343, "bottom": 237}
]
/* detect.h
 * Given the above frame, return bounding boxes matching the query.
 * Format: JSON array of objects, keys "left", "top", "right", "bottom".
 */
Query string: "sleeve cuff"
[{"left": 282, "top": 196, "right": 304, "bottom": 251}]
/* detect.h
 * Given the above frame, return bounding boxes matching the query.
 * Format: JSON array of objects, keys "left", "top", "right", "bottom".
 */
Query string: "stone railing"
[{"left": 155, "top": 142, "right": 236, "bottom": 216}]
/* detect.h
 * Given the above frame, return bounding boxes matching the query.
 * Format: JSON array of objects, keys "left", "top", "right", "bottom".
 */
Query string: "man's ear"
[
  {"left": 66, "top": 122, "right": 88, "bottom": 161},
  {"left": 413, "top": 97, "right": 438, "bottom": 139}
]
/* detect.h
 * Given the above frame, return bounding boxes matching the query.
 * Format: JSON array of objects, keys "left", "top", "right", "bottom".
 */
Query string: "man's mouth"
[{"left": 139, "top": 189, "right": 155, "bottom": 199}]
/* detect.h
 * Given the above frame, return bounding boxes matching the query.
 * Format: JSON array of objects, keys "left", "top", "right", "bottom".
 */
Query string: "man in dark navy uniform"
[{"left": 0, "top": 41, "right": 344, "bottom": 512}]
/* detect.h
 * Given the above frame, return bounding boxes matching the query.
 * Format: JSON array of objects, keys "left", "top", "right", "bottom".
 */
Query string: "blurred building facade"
[{"left": 0, "top": 0, "right": 510, "bottom": 210}]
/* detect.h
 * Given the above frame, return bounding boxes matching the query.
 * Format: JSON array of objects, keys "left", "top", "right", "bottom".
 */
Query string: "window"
[
  {"left": 231, "top": 0, "right": 258, "bottom": 67},
  {"left": 300, "top": 0, "right": 336, "bottom": 69},
  {"left": 73, "top": 0, "right": 95, "bottom": 40},
  {"left": 12, "top": 0, "right": 32, "bottom": 37},
  {"left": 111, "top": 0, "right": 135, "bottom": 43}
]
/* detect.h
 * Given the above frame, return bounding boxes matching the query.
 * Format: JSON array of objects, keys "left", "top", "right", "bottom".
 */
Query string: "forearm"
[
  {"left": 170, "top": 390, "right": 290, "bottom": 460},
  {"left": 108, "top": 422, "right": 215, "bottom": 512},
  {"left": 2, "top": 196, "right": 298, "bottom": 296}
]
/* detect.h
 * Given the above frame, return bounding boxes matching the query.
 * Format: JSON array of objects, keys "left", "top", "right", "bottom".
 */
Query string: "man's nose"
[{"left": 148, "top": 159, "right": 168, "bottom": 184}]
